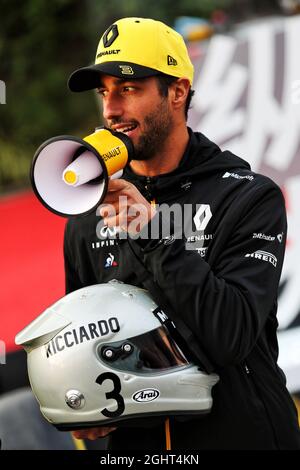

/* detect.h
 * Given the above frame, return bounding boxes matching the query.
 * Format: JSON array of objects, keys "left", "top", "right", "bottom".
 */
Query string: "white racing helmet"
[{"left": 15, "top": 282, "right": 219, "bottom": 430}]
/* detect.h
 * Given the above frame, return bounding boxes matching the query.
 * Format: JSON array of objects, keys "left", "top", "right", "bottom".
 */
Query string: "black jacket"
[{"left": 64, "top": 129, "right": 300, "bottom": 450}]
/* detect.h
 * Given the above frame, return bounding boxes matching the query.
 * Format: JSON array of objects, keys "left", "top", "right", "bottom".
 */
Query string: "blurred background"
[{"left": 0, "top": 0, "right": 299, "bottom": 449}]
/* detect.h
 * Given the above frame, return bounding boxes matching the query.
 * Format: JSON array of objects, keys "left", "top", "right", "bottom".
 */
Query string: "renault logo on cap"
[{"left": 103, "top": 24, "right": 119, "bottom": 48}]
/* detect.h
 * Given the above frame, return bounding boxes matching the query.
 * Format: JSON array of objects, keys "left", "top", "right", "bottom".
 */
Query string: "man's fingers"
[
  {"left": 102, "top": 189, "right": 131, "bottom": 208},
  {"left": 99, "top": 198, "right": 129, "bottom": 218},
  {"left": 107, "top": 178, "right": 131, "bottom": 192},
  {"left": 102, "top": 211, "right": 126, "bottom": 229},
  {"left": 98, "top": 178, "right": 153, "bottom": 235}
]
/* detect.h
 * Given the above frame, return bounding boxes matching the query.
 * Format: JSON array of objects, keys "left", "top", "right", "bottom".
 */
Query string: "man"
[{"left": 65, "top": 17, "right": 300, "bottom": 449}]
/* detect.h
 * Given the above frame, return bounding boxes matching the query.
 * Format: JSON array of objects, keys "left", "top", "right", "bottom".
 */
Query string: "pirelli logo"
[{"left": 245, "top": 250, "right": 277, "bottom": 268}]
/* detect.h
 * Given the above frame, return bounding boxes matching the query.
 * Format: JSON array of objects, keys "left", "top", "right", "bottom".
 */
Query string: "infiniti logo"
[
  {"left": 132, "top": 389, "right": 160, "bottom": 403},
  {"left": 99, "top": 225, "right": 119, "bottom": 239}
]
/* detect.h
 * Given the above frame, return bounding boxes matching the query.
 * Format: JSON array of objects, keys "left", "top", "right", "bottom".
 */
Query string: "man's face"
[{"left": 97, "top": 75, "right": 174, "bottom": 160}]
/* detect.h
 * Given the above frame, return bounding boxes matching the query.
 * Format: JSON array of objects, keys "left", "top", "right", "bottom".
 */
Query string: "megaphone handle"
[{"left": 110, "top": 169, "right": 123, "bottom": 180}]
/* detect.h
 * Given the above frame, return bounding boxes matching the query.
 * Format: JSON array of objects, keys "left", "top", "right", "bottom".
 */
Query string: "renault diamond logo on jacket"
[
  {"left": 193, "top": 204, "right": 212, "bottom": 231},
  {"left": 104, "top": 253, "right": 118, "bottom": 268},
  {"left": 132, "top": 389, "right": 160, "bottom": 403}
]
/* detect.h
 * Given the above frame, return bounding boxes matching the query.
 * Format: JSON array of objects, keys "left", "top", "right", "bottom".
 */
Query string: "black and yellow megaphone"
[{"left": 31, "top": 127, "right": 133, "bottom": 217}]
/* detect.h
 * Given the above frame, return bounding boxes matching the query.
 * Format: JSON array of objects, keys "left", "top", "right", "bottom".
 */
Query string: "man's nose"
[{"left": 102, "top": 94, "right": 123, "bottom": 121}]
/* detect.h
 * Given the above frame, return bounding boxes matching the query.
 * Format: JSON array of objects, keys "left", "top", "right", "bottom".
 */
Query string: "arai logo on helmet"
[{"left": 132, "top": 389, "right": 160, "bottom": 403}]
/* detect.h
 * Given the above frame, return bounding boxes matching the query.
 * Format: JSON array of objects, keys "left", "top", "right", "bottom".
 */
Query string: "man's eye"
[
  {"left": 97, "top": 89, "right": 107, "bottom": 96},
  {"left": 123, "top": 86, "right": 135, "bottom": 92}
]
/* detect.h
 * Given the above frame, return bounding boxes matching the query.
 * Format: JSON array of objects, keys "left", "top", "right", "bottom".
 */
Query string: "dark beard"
[{"left": 133, "top": 99, "right": 173, "bottom": 161}]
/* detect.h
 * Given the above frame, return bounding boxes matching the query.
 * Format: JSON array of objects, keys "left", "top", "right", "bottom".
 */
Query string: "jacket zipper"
[{"left": 144, "top": 176, "right": 153, "bottom": 201}]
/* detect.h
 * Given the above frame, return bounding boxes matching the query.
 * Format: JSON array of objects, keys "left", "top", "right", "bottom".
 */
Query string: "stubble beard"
[{"left": 133, "top": 98, "right": 174, "bottom": 161}]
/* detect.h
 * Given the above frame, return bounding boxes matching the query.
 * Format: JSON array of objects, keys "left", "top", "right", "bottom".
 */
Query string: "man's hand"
[
  {"left": 99, "top": 179, "right": 157, "bottom": 236},
  {"left": 72, "top": 426, "right": 117, "bottom": 440}
]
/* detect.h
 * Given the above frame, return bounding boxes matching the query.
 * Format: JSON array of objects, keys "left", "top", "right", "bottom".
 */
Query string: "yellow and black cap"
[{"left": 68, "top": 17, "right": 194, "bottom": 92}]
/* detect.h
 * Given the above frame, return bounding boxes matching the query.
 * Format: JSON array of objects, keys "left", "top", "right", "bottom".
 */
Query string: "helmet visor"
[{"left": 99, "top": 325, "right": 189, "bottom": 373}]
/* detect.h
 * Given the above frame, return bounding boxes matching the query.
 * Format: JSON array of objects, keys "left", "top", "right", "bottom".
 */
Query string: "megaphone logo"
[{"left": 31, "top": 127, "right": 134, "bottom": 217}]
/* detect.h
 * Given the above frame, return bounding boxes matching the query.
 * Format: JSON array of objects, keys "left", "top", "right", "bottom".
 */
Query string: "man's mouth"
[{"left": 111, "top": 123, "right": 138, "bottom": 135}]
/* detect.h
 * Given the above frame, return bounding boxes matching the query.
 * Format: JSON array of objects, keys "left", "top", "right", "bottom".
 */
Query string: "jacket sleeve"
[
  {"left": 134, "top": 181, "right": 287, "bottom": 367},
  {"left": 64, "top": 219, "right": 84, "bottom": 294}
]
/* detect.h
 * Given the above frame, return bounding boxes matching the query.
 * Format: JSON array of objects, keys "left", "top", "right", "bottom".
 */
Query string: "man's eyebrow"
[{"left": 97, "top": 77, "right": 145, "bottom": 89}]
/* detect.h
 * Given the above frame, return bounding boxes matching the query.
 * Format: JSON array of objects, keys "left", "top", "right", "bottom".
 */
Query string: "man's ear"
[{"left": 169, "top": 78, "right": 191, "bottom": 111}]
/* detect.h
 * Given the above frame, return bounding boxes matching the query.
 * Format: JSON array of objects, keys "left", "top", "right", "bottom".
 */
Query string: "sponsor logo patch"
[
  {"left": 92, "top": 240, "right": 118, "bottom": 249},
  {"left": 277, "top": 232, "right": 284, "bottom": 243},
  {"left": 186, "top": 234, "right": 213, "bottom": 242},
  {"left": 119, "top": 65, "right": 134, "bottom": 75},
  {"left": 196, "top": 247, "right": 208, "bottom": 257},
  {"left": 193, "top": 204, "right": 212, "bottom": 231},
  {"left": 97, "top": 49, "right": 120, "bottom": 58},
  {"left": 102, "top": 24, "right": 119, "bottom": 48},
  {"left": 245, "top": 250, "right": 277, "bottom": 267},
  {"left": 167, "top": 55, "right": 177, "bottom": 66},
  {"left": 98, "top": 225, "right": 119, "bottom": 239},
  {"left": 253, "top": 232, "right": 275, "bottom": 241},
  {"left": 132, "top": 389, "right": 160, "bottom": 403},
  {"left": 104, "top": 253, "right": 118, "bottom": 268},
  {"left": 222, "top": 172, "right": 254, "bottom": 181},
  {"left": 101, "top": 146, "right": 121, "bottom": 162}
]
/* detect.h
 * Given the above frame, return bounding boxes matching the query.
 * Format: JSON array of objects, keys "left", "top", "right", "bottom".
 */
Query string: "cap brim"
[{"left": 68, "top": 62, "right": 160, "bottom": 92}]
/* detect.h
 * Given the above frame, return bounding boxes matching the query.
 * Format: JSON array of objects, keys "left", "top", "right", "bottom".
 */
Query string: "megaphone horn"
[{"left": 31, "top": 127, "right": 134, "bottom": 217}]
